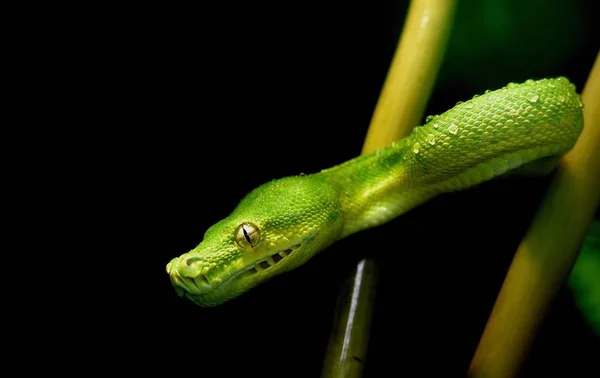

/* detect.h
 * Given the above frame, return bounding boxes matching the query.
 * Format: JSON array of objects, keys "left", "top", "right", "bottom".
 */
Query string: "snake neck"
[
  {"left": 319, "top": 136, "right": 435, "bottom": 239},
  {"left": 318, "top": 77, "right": 584, "bottom": 240}
]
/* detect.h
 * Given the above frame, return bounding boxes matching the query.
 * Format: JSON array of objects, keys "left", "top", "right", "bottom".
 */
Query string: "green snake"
[{"left": 166, "top": 77, "right": 587, "bottom": 310}]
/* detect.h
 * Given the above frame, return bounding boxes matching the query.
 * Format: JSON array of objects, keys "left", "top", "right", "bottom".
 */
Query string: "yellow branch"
[
  {"left": 469, "top": 51, "right": 600, "bottom": 378},
  {"left": 362, "top": 0, "right": 456, "bottom": 154}
]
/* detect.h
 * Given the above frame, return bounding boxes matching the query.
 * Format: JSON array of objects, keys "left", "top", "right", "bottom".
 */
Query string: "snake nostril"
[{"left": 185, "top": 257, "right": 200, "bottom": 266}]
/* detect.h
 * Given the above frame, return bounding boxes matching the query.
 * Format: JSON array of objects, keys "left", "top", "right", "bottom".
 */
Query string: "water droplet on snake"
[
  {"left": 413, "top": 142, "right": 421, "bottom": 154},
  {"left": 529, "top": 94, "right": 539, "bottom": 103},
  {"left": 433, "top": 122, "right": 439, "bottom": 129},
  {"left": 448, "top": 123, "right": 459, "bottom": 135},
  {"left": 465, "top": 103, "right": 473, "bottom": 109},
  {"left": 425, "top": 115, "right": 434, "bottom": 123},
  {"left": 427, "top": 134, "right": 435, "bottom": 145},
  {"left": 484, "top": 90, "right": 491, "bottom": 94},
  {"left": 455, "top": 101, "right": 463, "bottom": 106}
]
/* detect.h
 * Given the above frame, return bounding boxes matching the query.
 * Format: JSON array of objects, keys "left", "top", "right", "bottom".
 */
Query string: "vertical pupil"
[{"left": 242, "top": 226, "right": 253, "bottom": 245}]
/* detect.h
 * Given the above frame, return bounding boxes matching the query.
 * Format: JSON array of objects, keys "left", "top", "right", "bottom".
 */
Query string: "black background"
[{"left": 103, "top": 1, "right": 600, "bottom": 377}]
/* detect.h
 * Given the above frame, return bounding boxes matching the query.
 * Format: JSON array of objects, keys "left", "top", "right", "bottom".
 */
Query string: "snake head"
[{"left": 166, "top": 174, "right": 342, "bottom": 307}]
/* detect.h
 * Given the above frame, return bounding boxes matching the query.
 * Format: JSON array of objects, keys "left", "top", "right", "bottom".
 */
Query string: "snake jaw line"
[
  {"left": 246, "top": 245, "right": 298, "bottom": 274},
  {"left": 169, "top": 241, "right": 306, "bottom": 307}
]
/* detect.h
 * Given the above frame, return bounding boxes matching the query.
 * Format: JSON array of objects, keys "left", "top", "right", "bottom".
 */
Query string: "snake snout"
[{"left": 167, "top": 255, "right": 229, "bottom": 296}]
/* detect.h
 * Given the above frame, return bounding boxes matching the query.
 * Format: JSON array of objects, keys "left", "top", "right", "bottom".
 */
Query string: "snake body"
[{"left": 167, "top": 77, "right": 584, "bottom": 307}]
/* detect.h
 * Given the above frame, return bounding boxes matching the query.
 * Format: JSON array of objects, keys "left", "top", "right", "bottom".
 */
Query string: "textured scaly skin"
[{"left": 166, "top": 77, "right": 584, "bottom": 307}]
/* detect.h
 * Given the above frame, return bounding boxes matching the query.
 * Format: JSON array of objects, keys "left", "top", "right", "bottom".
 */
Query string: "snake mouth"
[
  {"left": 174, "top": 243, "right": 303, "bottom": 306},
  {"left": 243, "top": 243, "right": 300, "bottom": 276}
]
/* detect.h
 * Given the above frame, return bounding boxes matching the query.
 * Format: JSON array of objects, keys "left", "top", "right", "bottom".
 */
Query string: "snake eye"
[{"left": 235, "top": 222, "right": 260, "bottom": 249}]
